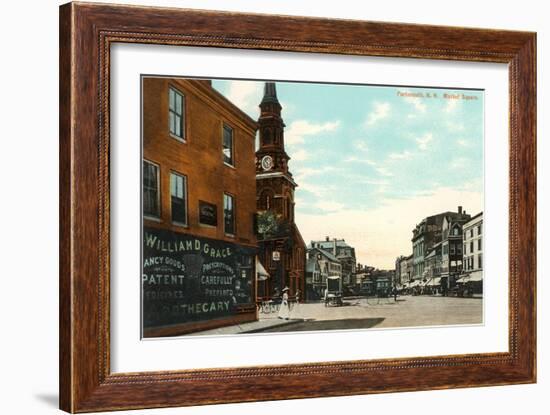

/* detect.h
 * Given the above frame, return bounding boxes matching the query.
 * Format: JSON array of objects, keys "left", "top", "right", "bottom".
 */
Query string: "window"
[
  {"left": 457, "top": 244, "right": 462, "bottom": 255},
  {"left": 478, "top": 238, "right": 482, "bottom": 251},
  {"left": 478, "top": 254, "right": 483, "bottom": 269},
  {"left": 223, "top": 124, "right": 234, "bottom": 166},
  {"left": 169, "top": 87, "right": 185, "bottom": 139},
  {"left": 470, "top": 229, "right": 474, "bottom": 238},
  {"left": 478, "top": 223, "right": 482, "bottom": 235},
  {"left": 170, "top": 172, "right": 187, "bottom": 225},
  {"left": 470, "top": 241, "right": 474, "bottom": 253},
  {"left": 450, "top": 244, "right": 455, "bottom": 255},
  {"left": 453, "top": 227, "right": 459, "bottom": 236},
  {"left": 224, "top": 193, "right": 235, "bottom": 235},
  {"left": 143, "top": 160, "right": 160, "bottom": 218}
]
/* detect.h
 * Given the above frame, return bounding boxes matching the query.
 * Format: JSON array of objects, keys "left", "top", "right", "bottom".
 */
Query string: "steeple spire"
[{"left": 261, "top": 82, "right": 279, "bottom": 105}]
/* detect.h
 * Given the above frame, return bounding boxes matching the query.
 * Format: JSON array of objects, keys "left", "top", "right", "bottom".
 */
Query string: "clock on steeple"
[
  {"left": 254, "top": 82, "right": 306, "bottom": 300},
  {"left": 255, "top": 82, "right": 297, "bottom": 222}
]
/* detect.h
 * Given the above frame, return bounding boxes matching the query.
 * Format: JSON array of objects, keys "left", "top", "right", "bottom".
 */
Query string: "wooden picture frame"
[{"left": 59, "top": 2, "right": 536, "bottom": 412}]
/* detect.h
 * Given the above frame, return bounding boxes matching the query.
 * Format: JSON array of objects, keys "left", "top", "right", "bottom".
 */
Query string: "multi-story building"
[
  {"left": 309, "top": 237, "right": 357, "bottom": 293},
  {"left": 255, "top": 82, "right": 306, "bottom": 300},
  {"left": 440, "top": 212, "right": 471, "bottom": 291},
  {"left": 405, "top": 255, "right": 414, "bottom": 283},
  {"left": 411, "top": 206, "right": 471, "bottom": 282},
  {"left": 424, "top": 242, "right": 442, "bottom": 291},
  {"left": 460, "top": 212, "right": 483, "bottom": 294},
  {"left": 354, "top": 263, "right": 368, "bottom": 291},
  {"left": 141, "top": 77, "right": 259, "bottom": 337},
  {"left": 305, "top": 247, "right": 342, "bottom": 301},
  {"left": 395, "top": 255, "right": 413, "bottom": 287},
  {"left": 394, "top": 256, "right": 405, "bottom": 286}
]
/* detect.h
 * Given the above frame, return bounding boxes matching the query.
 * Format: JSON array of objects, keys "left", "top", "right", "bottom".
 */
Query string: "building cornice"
[{"left": 256, "top": 171, "right": 297, "bottom": 187}]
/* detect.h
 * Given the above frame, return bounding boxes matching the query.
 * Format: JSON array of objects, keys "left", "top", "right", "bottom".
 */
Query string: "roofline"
[
  {"left": 464, "top": 211, "right": 483, "bottom": 223},
  {"left": 190, "top": 79, "right": 259, "bottom": 132}
]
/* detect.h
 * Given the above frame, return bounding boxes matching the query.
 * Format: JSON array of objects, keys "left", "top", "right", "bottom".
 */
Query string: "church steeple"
[
  {"left": 256, "top": 81, "right": 297, "bottom": 223},
  {"left": 257, "top": 82, "right": 287, "bottom": 158},
  {"left": 261, "top": 82, "right": 281, "bottom": 107},
  {"left": 254, "top": 83, "right": 306, "bottom": 301}
]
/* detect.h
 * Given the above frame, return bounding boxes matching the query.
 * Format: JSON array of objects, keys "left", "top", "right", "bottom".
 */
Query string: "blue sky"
[{"left": 213, "top": 79, "right": 484, "bottom": 268}]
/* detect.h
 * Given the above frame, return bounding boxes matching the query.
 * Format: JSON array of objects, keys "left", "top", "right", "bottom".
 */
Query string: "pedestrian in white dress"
[{"left": 278, "top": 287, "right": 290, "bottom": 320}]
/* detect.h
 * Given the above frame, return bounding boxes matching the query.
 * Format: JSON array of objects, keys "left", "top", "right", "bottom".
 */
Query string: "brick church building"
[{"left": 255, "top": 83, "right": 306, "bottom": 300}]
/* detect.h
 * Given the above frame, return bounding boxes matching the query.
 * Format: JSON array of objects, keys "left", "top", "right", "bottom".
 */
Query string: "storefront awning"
[
  {"left": 256, "top": 258, "right": 270, "bottom": 281},
  {"left": 456, "top": 275, "right": 469, "bottom": 283},
  {"left": 468, "top": 271, "right": 483, "bottom": 282},
  {"left": 426, "top": 277, "right": 441, "bottom": 286}
]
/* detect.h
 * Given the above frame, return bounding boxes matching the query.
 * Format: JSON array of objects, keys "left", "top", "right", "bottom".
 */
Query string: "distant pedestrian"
[
  {"left": 392, "top": 286, "right": 398, "bottom": 302},
  {"left": 278, "top": 287, "right": 290, "bottom": 320}
]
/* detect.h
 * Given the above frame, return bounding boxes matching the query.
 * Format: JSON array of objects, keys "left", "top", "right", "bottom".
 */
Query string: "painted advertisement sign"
[{"left": 142, "top": 227, "right": 256, "bottom": 332}]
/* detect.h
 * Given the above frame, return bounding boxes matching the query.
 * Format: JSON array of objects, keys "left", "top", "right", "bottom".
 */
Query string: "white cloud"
[
  {"left": 388, "top": 150, "right": 413, "bottom": 160},
  {"left": 285, "top": 119, "right": 340, "bottom": 146},
  {"left": 296, "top": 186, "right": 482, "bottom": 269},
  {"left": 365, "top": 159, "right": 378, "bottom": 166},
  {"left": 298, "top": 181, "right": 332, "bottom": 199},
  {"left": 374, "top": 166, "right": 393, "bottom": 177},
  {"left": 446, "top": 121, "right": 466, "bottom": 132},
  {"left": 314, "top": 200, "right": 346, "bottom": 213},
  {"left": 295, "top": 166, "right": 340, "bottom": 181},
  {"left": 450, "top": 157, "right": 469, "bottom": 170},
  {"left": 416, "top": 132, "right": 433, "bottom": 150},
  {"left": 224, "top": 81, "right": 262, "bottom": 117},
  {"left": 365, "top": 102, "right": 390, "bottom": 126},
  {"left": 353, "top": 140, "right": 369, "bottom": 153},
  {"left": 444, "top": 97, "right": 461, "bottom": 113},
  {"left": 294, "top": 167, "right": 341, "bottom": 199},
  {"left": 344, "top": 156, "right": 377, "bottom": 165},
  {"left": 279, "top": 100, "right": 295, "bottom": 117},
  {"left": 291, "top": 149, "right": 308, "bottom": 161},
  {"left": 358, "top": 178, "right": 389, "bottom": 186},
  {"left": 404, "top": 94, "right": 427, "bottom": 113}
]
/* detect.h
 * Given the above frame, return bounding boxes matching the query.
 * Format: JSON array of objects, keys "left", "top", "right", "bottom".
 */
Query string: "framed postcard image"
[{"left": 59, "top": 2, "right": 536, "bottom": 413}]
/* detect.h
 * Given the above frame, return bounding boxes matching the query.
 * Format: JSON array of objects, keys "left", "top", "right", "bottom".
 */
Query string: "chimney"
[
  {"left": 325, "top": 236, "right": 329, "bottom": 242},
  {"left": 458, "top": 206, "right": 463, "bottom": 214}
]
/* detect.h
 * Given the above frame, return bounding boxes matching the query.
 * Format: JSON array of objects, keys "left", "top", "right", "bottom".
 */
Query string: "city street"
[{"left": 254, "top": 295, "right": 482, "bottom": 333}]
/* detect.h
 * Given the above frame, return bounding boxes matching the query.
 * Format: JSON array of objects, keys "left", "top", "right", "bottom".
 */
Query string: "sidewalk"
[{"left": 188, "top": 316, "right": 305, "bottom": 336}]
